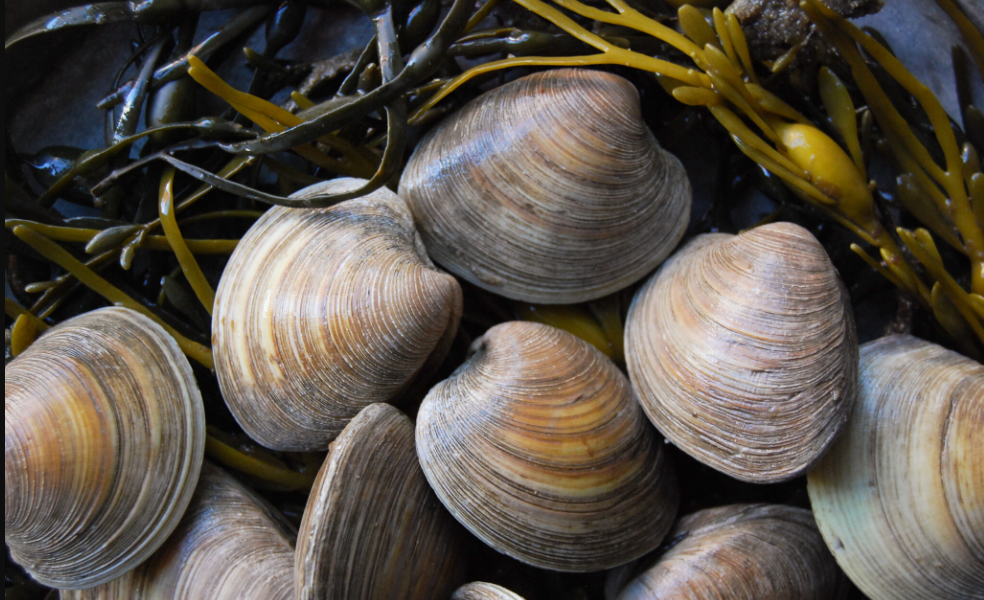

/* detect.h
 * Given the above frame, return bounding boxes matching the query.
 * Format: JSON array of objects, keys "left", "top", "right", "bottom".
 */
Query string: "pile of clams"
[{"left": 5, "top": 66, "right": 982, "bottom": 600}]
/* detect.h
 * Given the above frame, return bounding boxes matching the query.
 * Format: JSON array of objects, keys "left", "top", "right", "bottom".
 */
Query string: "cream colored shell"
[
  {"left": 61, "top": 462, "right": 295, "bottom": 600},
  {"left": 626, "top": 222, "right": 858, "bottom": 483},
  {"left": 4, "top": 307, "right": 206, "bottom": 590},
  {"left": 213, "top": 178, "right": 463, "bottom": 452},
  {"left": 295, "top": 403, "right": 466, "bottom": 600},
  {"left": 416, "top": 321, "right": 680, "bottom": 572},
  {"left": 453, "top": 583, "right": 527, "bottom": 600},
  {"left": 613, "top": 504, "right": 848, "bottom": 599},
  {"left": 399, "top": 68, "right": 692, "bottom": 304},
  {"left": 808, "top": 335, "right": 984, "bottom": 600}
]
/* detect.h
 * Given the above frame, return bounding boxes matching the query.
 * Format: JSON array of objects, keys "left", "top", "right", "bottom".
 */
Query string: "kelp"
[
  {"left": 410, "top": 0, "right": 983, "bottom": 353},
  {"left": 6, "top": 0, "right": 983, "bottom": 524},
  {"left": 7, "top": 0, "right": 982, "bottom": 349}
]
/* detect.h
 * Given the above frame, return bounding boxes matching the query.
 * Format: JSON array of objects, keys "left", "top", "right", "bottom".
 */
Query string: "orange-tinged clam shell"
[
  {"left": 62, "top": 462, "right": 295, "bottom": 600},
  {"left": 5, "top": 307, "right": 205, "bottom": 590},
  {"left": 417, "top": 321, "right": 680, "bottom": 572},
  {"left": 613, "top": 504, "right": 848, "bottom": 599}
]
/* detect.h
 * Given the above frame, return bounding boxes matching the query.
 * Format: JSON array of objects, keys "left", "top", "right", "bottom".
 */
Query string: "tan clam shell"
[
  {"left": 61, "top": 462, "right": 295, "bottom": 600},
  {"left": 453, "top": 583, "right": 527, "bottom": 600},
  {"left": 295, "top": 403, "right": 466, "bottom": 600},
  {"left": 4, "top": 307, "right": 206, "bottom": 590},
  {"left": 398, "top": 68, "right": 692, "bottom": 305},
  {"left": 807, "top": 335, "right": 984, "bottom": 600},
  {"left": 613, "top": 504, "right": 848, "bottom": 599},
  {"left": 626, "top": 222, "right": 858, "bottom": 483},
  {"left": 213, "top": 178, "right": 463, "bottom": 452},
  {"left": 416, "top": 321, "right": 680, "bottom": 572}
]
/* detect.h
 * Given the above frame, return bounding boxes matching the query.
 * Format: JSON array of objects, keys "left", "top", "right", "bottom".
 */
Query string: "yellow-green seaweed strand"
[
  {"left": 933, "top": 0, "right": 984, "bottom": 81},
  {"left": 159, "top": 167, "right": 216, "bottom": 315},
  {"left": 818, "top": 67, "right": 865, "bottom": 178},
  {"left": 205, "top": 433, "right": 318, "bottom": 491},
  {"left": 9, "top": 315, "right": 38, "bottom": 357},
  {"left": 4, "top": 299, "right": 49, "bottom": 332},
  {"left": 12, "top": 225, "right": 214, "bottom": 369}
]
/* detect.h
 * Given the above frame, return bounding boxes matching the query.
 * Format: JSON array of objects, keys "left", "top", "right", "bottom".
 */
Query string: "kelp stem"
[
  {"left": 12, "top": 226, "right": 214, "bottom": 369},
  {"left": 159, "top": 168, "right": 216, "bottom": 315}
]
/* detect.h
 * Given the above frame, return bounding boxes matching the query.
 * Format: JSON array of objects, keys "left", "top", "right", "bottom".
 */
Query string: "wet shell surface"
[
  {"left": 295, "top": 403, "right": 466, "bottom": 600},
  {"left": 399, "top": 68, "right": 692, "bottom": 305},
  {"left": 61, "top": 462, "right": 295, "bottom": 600},
  {"left": 213, "top": 178, "right": 463, "bottom": 452},
  {"left": 4, "top": 307, "right": 206, "bottom": 590},
  {"left": 807, "top": 335, "right": 984, "bottom": 600},
  {"left": 453, "top": 583, "right": 527, "bottom": 600},
  {"left": 625, "top": 222, "right": 858, "bottom": 483},
  {"left": 416, "top": 321, "right": 680, "bottom": 572},
  {"left": 612, "top": 504, "right": 848, "bottom": 599}
]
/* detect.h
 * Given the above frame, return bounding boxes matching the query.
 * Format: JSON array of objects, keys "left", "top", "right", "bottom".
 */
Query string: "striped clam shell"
[
  {"left": 612, "top": 504, "right": 849, "bottom": 599},
  {"left": 5, "top": 307, "right": 205, "bottom": 590},
  {"left": 295, "top": 403, "right": 466, "bottom": 600},
  {"left": 808, "top": 335, "right": 984, "bottom": 600},
  {"left": 453, "top": 583, "right": 527, "bottom": 600},
  {"left": 416, "top": 321, "right": 680, "bottom": 572},
  {"left": 62, "top": 462, "right": 295, "bottom": 600},
  {"left": 213, "top": 178, "right": 463, "bottom": 452},
  {"left": 399, "top": 68, "right": 691, "bottom": 305},
  {"left": 626, "top": 222, "right": 858, "bottom": 483}
]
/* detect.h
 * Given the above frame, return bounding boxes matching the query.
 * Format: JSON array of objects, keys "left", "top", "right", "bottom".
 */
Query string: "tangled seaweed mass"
[{"left": 4, "top": 0, "right": 984, "bottom": 597}]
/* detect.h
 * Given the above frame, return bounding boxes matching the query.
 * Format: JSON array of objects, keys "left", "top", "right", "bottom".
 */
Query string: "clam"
[
  {"left": 295, "top": 403, "right": 466, "bottom": 600},
  {"left": 611, "top": 504, "right": 849, "bottom": 599},
  {"left": 4, "top": 307, "right": 206, "bottom": 590},
  {"left": 807, "top": 335, "right": 984, "bottom": 600},
  {"left": 625, "top": 222, "right": 858, "bottom": 483},
  {"left": 212, "top": 178, "right": 463, "bottom": 452},
  {"left": 61, "top": 461, "right": 295, "bottom": 600},
  {"left": 399, "top": 68, "right": 692, "bottom": 305},
  {"left": 416, "top": 321, "right": 680, "bottom": 572},
  {"left": 453, "top": 583, "right": 527, "bottom": 600}
]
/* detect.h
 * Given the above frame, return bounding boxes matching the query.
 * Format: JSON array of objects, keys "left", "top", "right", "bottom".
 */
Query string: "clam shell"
[
  {"left": 213, "top": 178, "right": 463, "bottom": 451},
  {"left": 4, "top": 307, "right": 206, "bottom": 590},
  {"left": 614, "top": 504, "right": 849, "bottom": 599},
  {"left": 399, "top": 68, "right": 692, "bottom": 304},
  {"left": 626, "top": 222, "right": 858, "bottom": 483},
  {"left": 61, "top": 462, "right": 295, "bottom": 600},
  {"left": 416, "top": 321, "right": 680, "bottom": 572},
  {"left": 295, "top": 403, "right": 466, "bottom": 600},
  {"left": 807, "top": 335, "right": 984, "bottom": 600},
  {"left": 453, "top": 583, "right": 527, "bottom": 600}
]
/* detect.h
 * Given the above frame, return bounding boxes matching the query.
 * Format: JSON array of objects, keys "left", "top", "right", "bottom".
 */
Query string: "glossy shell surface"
[
  {"left": 808, "top": 335, "right": 984, "bottom": 600},
  {"left": 626, "top": 222, "right": 858, "bottom": 482},
  {"left": 4, "top": 307, "right": 206, "bottom": 590},
  {"left": 417, "top": 321, "right": 680, "bottom": 572},
  {"left": 614, "top": 504, "right": 848, "bottom": 599},
  {"left": 453, "top": 582, "right": 527, "bottom": 600},
  {"left": 399, "top": 68, "right": 692, "bottom": 304},
  {"left": 295, "top": 403, "right": 466, "bottom": 600},
  {"left": 61, "top": 462, "right": 295, "bottom": 600},
  {"left": 213, "top": 178, "right": 463, "bottom": 451}
]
